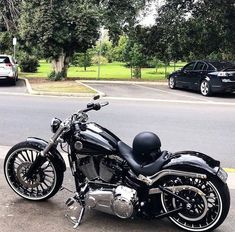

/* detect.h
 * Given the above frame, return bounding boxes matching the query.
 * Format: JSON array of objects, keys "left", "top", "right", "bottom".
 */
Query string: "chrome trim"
[
  {"left": 138, "top": 169, "right": 207, "bottom": 186},
  {"left": 217, "top": 167, "right": 228, "bottom": 183},
  {"left": 149, "top": 185, "right": 206, "bottom": 196}
]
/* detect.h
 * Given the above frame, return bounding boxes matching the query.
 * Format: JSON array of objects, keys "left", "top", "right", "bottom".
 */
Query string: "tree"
[
  {"left": 155, "top": 0, "right": 235, "bottom": 61},
  {"left": 99, "top": 0, "right": 147, "bottom": 43},
  {"left": 19, "top": 0, "right": 100, "bottom": 78},
  {"left": 1, "top": 0, "right": 149, "bottom": 79},
  {"left": 112, "top": 35, "right": 128, "bottom": 62},
  {"left": 0, "top": 0, "right": 21, "bottom": 31}
]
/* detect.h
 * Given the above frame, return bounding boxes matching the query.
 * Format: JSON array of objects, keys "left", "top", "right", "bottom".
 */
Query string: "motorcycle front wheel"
[
  {"left": 4, "top": 142, "right": 64, "bottom": 201},
  {"left": 161, "top": 175, "right": 230, "bottom": 232}
]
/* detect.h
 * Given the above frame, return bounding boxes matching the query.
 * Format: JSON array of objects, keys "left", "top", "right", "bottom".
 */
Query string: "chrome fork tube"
[
  {"left": 24, "top": 123, "right": 67, "bottom": 179},
  {"left": 41, "top": 123, "right": 66, "bottom": 156}
]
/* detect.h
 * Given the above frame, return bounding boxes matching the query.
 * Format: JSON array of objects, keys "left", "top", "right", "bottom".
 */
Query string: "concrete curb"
[{"left": 23, "top": 78, "right": 99, "bottom": 97}]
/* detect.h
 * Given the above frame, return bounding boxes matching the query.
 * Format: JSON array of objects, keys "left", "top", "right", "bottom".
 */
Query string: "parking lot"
[
  {"left": 0, "top": 79, "right": 27, "bottom": 94},
  {"left": 82, "top": 81, "right": 235, "bottom": 104},
  {"left": 1, "top": 80, "right": 235, "bottom": 105}
]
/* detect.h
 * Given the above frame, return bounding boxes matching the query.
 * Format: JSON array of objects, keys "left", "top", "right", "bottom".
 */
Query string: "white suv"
[{"left": 0, "top": 55, "right": 18, "bottom": 85}]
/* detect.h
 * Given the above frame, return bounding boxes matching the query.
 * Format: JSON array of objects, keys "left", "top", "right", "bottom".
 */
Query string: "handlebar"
[{"left": 81, "top": 101, "right": 109, "bottom": 113}]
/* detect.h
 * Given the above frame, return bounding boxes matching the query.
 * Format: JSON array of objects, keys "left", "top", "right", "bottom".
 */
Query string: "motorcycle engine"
[
  {"left": 85, "top": 185, "right": 138, "bottom": 219},
  {"left": 77, "top": 156, "right": 122, "bottom": 183}
]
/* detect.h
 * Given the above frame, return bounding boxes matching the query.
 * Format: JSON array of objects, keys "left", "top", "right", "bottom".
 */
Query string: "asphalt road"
[
  {"left": 0, "top": 86, "right": 235, "bottom": 167},
  {"left": 0, "top": 81, "right": 235, "bottom": 232},
  {"left": 0, "top": 79, "right": 27, "bottom": 93}
]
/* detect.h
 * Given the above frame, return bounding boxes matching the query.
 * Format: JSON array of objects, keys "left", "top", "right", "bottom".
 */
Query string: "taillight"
[{"left": 5, "top": 63, "right": 13, "bottom": 67}]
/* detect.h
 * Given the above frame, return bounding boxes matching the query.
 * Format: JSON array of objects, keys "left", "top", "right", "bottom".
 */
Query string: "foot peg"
[{"left": 65, "top": 197, "right": 85, "bottom": 229}]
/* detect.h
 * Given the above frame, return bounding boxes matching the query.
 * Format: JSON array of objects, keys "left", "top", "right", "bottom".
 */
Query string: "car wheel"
[
  {"left": 168, "top": 77, "right": 176, "bottom": 89},
  {"left": 200, "top": 79, "right": 211, "bottom": 96}
]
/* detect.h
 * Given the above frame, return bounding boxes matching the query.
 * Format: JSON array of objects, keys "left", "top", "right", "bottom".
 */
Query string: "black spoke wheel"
[
  {"left": 160, "top": 176, "right": 230, "bottom": 232},
  {"left": 4, "top": 142, "right": 64, "bottom": 201}
]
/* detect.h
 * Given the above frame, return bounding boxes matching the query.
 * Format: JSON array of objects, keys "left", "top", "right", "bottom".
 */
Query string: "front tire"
[
  {"left": 4, "top": 142, "right": 64, "bottom": 201},
  {"left": 200, "top": 80, "right": 211, "bottom": 96},
  {"left": 161, "top": 176, "right": 230, "bottom": 232}
]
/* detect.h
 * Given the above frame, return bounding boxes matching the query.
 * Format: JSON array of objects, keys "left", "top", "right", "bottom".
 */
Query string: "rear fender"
[
  {"left": 162, "top": 151, "right": 220, "bottom": 177},
  {"left": 26, "top": 137, "right": 66, "bottom": 172}
]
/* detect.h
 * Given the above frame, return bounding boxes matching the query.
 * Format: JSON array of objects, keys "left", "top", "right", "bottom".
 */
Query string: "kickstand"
[{"left": 73, "top": 206, "right": 85, "bottom": 229}]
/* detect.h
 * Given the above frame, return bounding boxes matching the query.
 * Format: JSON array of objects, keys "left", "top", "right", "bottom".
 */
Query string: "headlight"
[
  {"left": 50, "top": 117, "right": 62, "bottom": 133},
  {"left": 217, "top": 168, "right": 228, "bottom": 183}
]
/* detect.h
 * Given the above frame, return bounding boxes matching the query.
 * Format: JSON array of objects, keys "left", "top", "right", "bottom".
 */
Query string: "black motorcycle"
[{"left": 4, "top": 95, "right": 230, "bottom": 231}]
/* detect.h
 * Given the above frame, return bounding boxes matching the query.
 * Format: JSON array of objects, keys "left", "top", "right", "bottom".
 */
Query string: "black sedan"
[{"left": 168, "top": 61, "right": 235, "bottom": 96}]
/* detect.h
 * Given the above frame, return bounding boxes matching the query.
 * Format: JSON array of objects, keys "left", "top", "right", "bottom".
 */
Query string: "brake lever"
[{"left": 100, "top": 101, "right": 109, "bottom": 107}]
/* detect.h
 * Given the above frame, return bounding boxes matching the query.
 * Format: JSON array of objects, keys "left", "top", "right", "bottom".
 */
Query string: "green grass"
[{"left": 21, "top": 61, "right": 186, "bottom": 81}]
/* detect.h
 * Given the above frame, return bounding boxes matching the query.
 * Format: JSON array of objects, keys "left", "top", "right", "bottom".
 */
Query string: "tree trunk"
[
  {"left": 51, "top": 52, "right": 69, "bottom": 79},
  {"left": 131, "top": 65, "right": 133, "bottom": 79},
  {"left": 164, "top": 63, "right": 167, "bottom": 78},
  {"left": 84, "top": 53, "right": 87, "bottom": 71},
  {"left": 133, "top": 66, "right": 141, "bottom": 79}
]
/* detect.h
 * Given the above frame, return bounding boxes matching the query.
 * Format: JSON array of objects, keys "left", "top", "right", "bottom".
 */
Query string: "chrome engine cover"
[
  {"left": 112, "top": 185, "right": 137, "bottom": 218},
  {"left": 85, "top": 185, "right": 137, "bottom": 219}
]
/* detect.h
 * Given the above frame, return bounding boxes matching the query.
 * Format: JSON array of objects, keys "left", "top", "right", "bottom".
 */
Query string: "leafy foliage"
[
  {"left": 19, "top": 52, "right": 39, "bottom": 72},
  {"left": 48, "top": 71, "right": 66, "bottom": 81},
  {"left": 91, "top": 55, "right": 108, "bottom": 65}
]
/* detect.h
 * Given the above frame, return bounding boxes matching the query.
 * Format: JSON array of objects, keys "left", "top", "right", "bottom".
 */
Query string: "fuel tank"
[{"left": 77, "top": 122, "right": 120, "bottom": 155}]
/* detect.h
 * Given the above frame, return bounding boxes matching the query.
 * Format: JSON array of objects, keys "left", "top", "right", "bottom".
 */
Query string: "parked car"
[
  {"left": 168, "top": 61, "right": 235, "bottom": 96},
  {"left": 0, "top": 55, "right": 18, "bottom": 85}
]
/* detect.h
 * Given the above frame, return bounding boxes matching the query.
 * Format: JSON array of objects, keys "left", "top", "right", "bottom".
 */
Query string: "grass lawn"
[
  {"left": 21, "top": 61, "right": 186, "bottom": 81},
  {"left": 30, "top": 80, "right": 95, "bottom": 94}
]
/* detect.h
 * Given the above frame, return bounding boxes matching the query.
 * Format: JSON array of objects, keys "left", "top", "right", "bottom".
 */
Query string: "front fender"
[
  {"left": 162, "top": 151, "right": 220, "bottom": 176},
  {"left": 26, "top": 137, "right": 66, "bottom": 172}
]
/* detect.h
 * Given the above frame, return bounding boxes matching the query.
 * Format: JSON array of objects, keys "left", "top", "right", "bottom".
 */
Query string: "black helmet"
[{"left": 132, "top": 132, "right": 161, "bottom": 163}]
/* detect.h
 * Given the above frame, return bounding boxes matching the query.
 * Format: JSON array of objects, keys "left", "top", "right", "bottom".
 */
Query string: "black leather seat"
[{"left": 118, "top": 141, "right": 168, "bottom": 176}]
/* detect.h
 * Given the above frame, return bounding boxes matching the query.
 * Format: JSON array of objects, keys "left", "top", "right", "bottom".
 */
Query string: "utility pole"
[
  {"left": 13, "top": 37, "right": 17, "bottom": 59},
  {"left": 97, "top": 28, "right": 103, "bottom": 80}
]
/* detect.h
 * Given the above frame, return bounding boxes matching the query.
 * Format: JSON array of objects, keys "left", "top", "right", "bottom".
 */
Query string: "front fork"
[{"left": 25, "top": 123, "right": 66, "bottom": 179}]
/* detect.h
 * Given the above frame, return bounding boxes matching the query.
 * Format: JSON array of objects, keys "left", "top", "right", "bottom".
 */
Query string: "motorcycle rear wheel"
[
  {"left": 161, "top": 176, "right": 230, "bottom": 232},
  {"left": 4, "top": 142, "right": 64, "bottom": 201}
]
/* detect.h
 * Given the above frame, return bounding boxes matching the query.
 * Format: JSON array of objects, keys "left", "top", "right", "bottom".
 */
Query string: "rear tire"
[
  {"left": 168, "top": 77, "right": 176, "bottom": 89},
  {"left": 161, "top": 176, "right": 230, "bottom": 232},
  {"left": 4, "top": 142, "right": 64, "bottom": 201}
]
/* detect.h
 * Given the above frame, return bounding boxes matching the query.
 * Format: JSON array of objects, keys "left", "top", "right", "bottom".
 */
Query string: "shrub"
[
  {"left": 19, "top": 54, "right": 39, "bottom": 72},
  {"left": 48, "top": 71, "right": 65, "bottom": 81}
]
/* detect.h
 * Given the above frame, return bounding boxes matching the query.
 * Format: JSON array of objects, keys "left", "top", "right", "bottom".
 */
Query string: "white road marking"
[
  {"left": 133, "top": 84, "right": 212, "bottom": 102},
  {"left": 104, "top": 96, "right": 235, "bottom": 106}
]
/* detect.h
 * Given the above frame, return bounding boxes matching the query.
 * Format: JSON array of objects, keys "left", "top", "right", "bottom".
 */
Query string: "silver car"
[{"left": 0, "top": 55, "right": 18, "bottom": 85}]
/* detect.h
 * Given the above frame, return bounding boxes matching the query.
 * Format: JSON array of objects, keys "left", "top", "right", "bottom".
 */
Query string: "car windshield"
[{"left": 210, "top": 62, "right": 235, "bottom": 71}]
